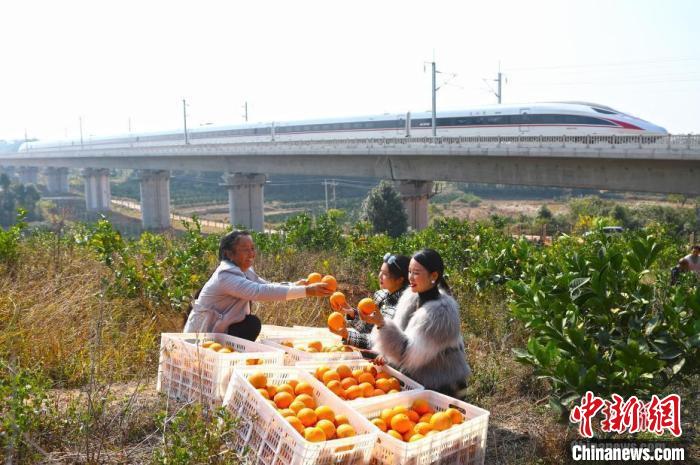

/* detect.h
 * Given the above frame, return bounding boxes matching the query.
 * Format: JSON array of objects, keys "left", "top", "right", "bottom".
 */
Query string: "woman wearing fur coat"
[{"left": 363, "top": 248, "right": 471, "bottom": 399}]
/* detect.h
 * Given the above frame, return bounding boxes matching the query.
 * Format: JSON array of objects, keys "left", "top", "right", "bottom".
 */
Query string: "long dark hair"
[
  {"left": 412, "top": 248, "right": 451, "bottom": 295},
  {"left": 219, "top": 230, "right": 251, "bottom": 261}
]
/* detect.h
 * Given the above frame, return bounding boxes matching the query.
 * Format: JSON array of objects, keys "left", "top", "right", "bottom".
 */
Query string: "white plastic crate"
[
  {"left": 223, "top": 366, "right": 377, "bottom": 465},
  {"left": 259, "top": 325, "right": 313, "bottom": 340},
  {"left": 295, "top": 359, "right": 424, "bottom": 406},
  {"left": 157, "top": 333, "right": 285, "bottom": 410},
  {"left": 354, "top": 390, "right": 489, "bottom": 465},
  {"left": 261, "top": 336, "right": 363, "bottom": 365},
  {"left": 292, "top": 325, "right": 343, "bottom": 341}
]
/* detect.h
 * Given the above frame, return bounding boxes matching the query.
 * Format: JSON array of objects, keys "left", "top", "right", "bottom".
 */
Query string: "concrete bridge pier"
[
  {"left": 45, "top": 167, "right": 70, "bottom": 194},
  {"left": 139, "top": 170, "right": 171, "bottom": 229},
  {"left": 83, "top": 168, "right": 111, "bottom": 212},
  {"left": 222, "top": 172, "right": 266, "bottom": 231},
  {"left": 396, "top": 180, "right": 433, "bottom": 231},
  {"left": 18, "top": 166, "right": 39, "bottom": 185}
]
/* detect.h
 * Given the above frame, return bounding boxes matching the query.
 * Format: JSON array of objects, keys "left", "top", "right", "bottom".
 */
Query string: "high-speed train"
[{"left": 19, "top": 102, "right": 667, "bottom": 152}]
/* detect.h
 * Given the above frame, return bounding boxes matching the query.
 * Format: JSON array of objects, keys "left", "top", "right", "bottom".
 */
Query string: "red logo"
[{"left": 570, "top": 391, "right": 682, "bottom": 438}]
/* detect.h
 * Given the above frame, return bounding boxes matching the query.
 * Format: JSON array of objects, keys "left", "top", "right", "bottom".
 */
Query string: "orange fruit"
[
  {"left": 257, "top": 388, "right": 270, "bottom": 399},
  {"left": 363, "top": 365, "right": 378, "bottom": 376},
  {"left": 307, "top": 341, "right": 323, "bottom": 352},
  {"left": 358, "top": 382, "right": 374, "bottom": 397},
  {"left": 351, "top": 369, "right": 364, "bottom": 379},
  {"left": 380, "top": 408, "right": 395, "bottom": 422},
  {"left": 278, "top": 408, "right": 295, "bottom": 417},
  {"left": 208, "top": 342, "right": 223, "bottom": 352},
  {"left": 388, "top": 378, "right": 401, "bottom": 391},
  {"left": 245, "top": 358, "right": 260, "bottom": 365},
  {"left": 375, "top": 379, "right": 391, "bottom": 392},
  {"left": 321, "top": 275, "right": 337, "bottom": 292},
  {"left": 294, "top": 382, "right": 314, "bottom": 397},
  {"left": 289, "top": 400, "right": 306, "bottom": 414},
  {"left": 340, "top": 377, "right": 358, "bottom": 390},
  {"left": 388, "top": 389, "right": 400, "bottom": 394},
  {"left": 390, "top": 413, "right": 412, "bottom": 434},
  {"left": 307, "top": 272, "right": 322, "bottom": 284},
  {"left": 295, "top": 393, "right": 316, "bottom": 409},
  {"left": 315, "top": 405, "right": 335, "bottom": 423},
  {"left": 329, "top": 291, "right": 347, "bottom": 310},
  {"left": 391, "top": 406, "right": 409, "bottom": 417},
  {"left": 327, "top": 312, "right": 346, "bottom": 332},
  {"left": 201, "top": 340, "right": 215, "bottom": 348},
  {"left": 357, "top": 298, "right": 377, "bottom": 315},
  {"left": 274, "top": 391, "right": 294, "bottom": 409},
  {"left": 248, "top": 372, "right": 267, "bottom": 389},
  {"left": 297, "top": 408, "right": 318, "bottom": 427},
  {"left": 326, "top": 380, "right": 344, "bottom": 396},
  {"left": 218, "top": 347, "right": 234, "bottom": 354},
  {"left": 336, "top": 424, "right": 356, "bottom": 438},
  {"left": 276, "top": 384, "right": 294, "bottom": 395},
  {"left": 414, "top": 422, "right": 433, "bottom": 435},
  {"left": 387, "top": 430, "right": 403, "bottom": 440},
  {"left": 371, "top": 388, "right": 385, "bottom": 397},
  {"left": 287, "top": 379, "right": 299, "bottom": 389},
  {"left": 322, "top": 370, "right": 341, "bottom": 384},
  {"left": 407, "top": 410, "right": 420, "bottom": 423},
  {"left": 316, "top": 419, "right": 336, "bottom": 440},
  {"left": 315, "top": 365, "right": 331, "bottom": 380},
  {"left": 419, "top": 413, "right": 433, "bottom": 424},
  {"left": 445, "top": 407, "right": 464, "bottom": 424},
  {"left": 375, "top": 371, "right": 390, "bottom": 380},
  {"left": 357, "top": 372, "right": 375, "bottom": 385},
  {"left": 334, "top": 414, "right": 349, "bottom": 426},
  {"left": 286, "top": 415, "right": 305, "bottom": 435},
  {"left": 371, "top": 418, "right": 387, "bottom": 432},
  {"left": 402, "top": 424, "right": 417, "bottom": 441},
  {"left": 412, "top": 399, "right": 431, "bottom": 415},
  {"left": 429, "top": 411, "right": 452, "bottom": 431},
  {"left": 408, "top": 433, "right": 425, "bottom": 442},
  {"left": 304, "top": 426, "right": 326, "bottom": 442},
  {"left": 345, "top": 385, "right": 362, "bottom": 400},
  {"left": 336, "top": 364, "right": 353, "bottom": 379}
]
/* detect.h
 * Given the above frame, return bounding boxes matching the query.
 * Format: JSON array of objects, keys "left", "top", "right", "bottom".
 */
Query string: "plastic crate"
[
  {"left": 292, "top": 325, "right": 343, "bottom": 341},
  {"left": 259, "top": 325, "right": 314, "bottom": 340},
  {"left": 157, "top": 333, "right": 285, "bottom": 410},
  {"left": 223, "top": 366, "right": 377, "bottom": 465},
  {"left": 354, "top": 390, "right": 489, "bottom": 465},
  {"left": 261, "top": 336, "right": 363, "bottom": 365},
  {"left": 295, "top": 359, "right": 424, "bottom": 406}
]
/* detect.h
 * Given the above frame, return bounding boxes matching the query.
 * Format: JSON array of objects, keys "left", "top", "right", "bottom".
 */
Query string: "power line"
[{"left": 505, "top": 57, "right": 700, "bottom": 72}]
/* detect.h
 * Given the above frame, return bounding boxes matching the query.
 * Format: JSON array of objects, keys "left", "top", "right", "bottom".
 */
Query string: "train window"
[{"left": 592, "top": 107, "right": 616, "bottom": 115}]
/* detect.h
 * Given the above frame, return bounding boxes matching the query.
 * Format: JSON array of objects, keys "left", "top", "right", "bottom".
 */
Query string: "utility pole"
[
  {"left": 324, "top": 179, "right": 329, "bottom": 211},
  {"left": 331, "top": 180, "right": 336, "bottom": 209},
  {"left": 183, "top": 99, "right": 189, "bottom": 144},
  {"left": 243, "top": 101, "right": 248, "bottom": 122},
  {"left": 128, "top": 117, "right": 132, "bottom": 133},
  {"left": 431, "top": 61, "right": 437, "bottom": 137},
  {"left": 495, "top": 62, "right": 504, "bottom": 104}
]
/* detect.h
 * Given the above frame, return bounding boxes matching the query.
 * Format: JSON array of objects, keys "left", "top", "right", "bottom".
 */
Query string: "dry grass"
[{"left": 7, "top": 244, "right": 695, "bottom": 465}]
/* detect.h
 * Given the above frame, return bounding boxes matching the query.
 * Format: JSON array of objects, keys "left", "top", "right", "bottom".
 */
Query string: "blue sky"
[{"left": 1, "top": 0, "right": 698, "bottom": 140}]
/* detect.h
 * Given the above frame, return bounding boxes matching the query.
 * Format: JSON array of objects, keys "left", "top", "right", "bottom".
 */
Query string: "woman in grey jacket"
[
  {"left": 183, "top": 230, "right": 332, "bottom": 340},
  {"left": 363, "top": 248, "right": 471, "bottom": 399}
]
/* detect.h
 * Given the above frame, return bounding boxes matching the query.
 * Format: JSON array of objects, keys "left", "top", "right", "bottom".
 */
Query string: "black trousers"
[{"left": 227, "top": 314, "right": 262, "bottom": 342}]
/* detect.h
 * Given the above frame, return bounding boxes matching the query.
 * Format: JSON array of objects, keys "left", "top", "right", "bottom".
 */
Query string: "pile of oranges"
[
  {"left": 280, "top": 340, "right": 353, "bottom": 353},
  {"left": 370, "top": 399, "right": 464, "bottom": 443},
  {"left": 201, "top": 340, "right": 235, "bottom": 353},
  {"left": 313, "top": 364, "right": 403, "bottom": 401},
  {"left": 247, "top": 371, "right": 358, "bottom": 443},
  {"left": 200, "top": 340, "right": 264, "bottom": 364}
]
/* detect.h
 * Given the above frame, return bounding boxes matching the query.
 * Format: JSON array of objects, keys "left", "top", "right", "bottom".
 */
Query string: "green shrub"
[
  {"left": 509, "top": 231, "right": 700, "bottom": 412},
  {"left": 152, "top": 405, "right": 245, "bottom": 465}
]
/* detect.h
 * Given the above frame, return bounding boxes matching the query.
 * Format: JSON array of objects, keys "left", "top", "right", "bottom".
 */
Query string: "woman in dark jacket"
[
  {"left": 330, "top": 253, "right": 410, "bottom": 352},
  {"left": 363, "top": 249, "right": 471, "bottom": 399}
]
